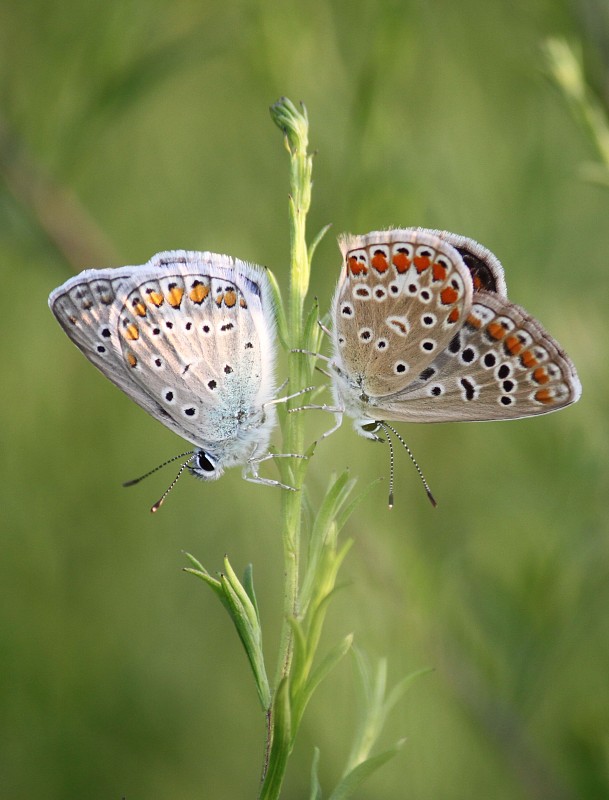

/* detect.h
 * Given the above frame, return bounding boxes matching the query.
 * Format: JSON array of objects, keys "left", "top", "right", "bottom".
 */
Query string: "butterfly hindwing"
[{"left": 377, "top": 290, "right": 581, "bottom": 422}]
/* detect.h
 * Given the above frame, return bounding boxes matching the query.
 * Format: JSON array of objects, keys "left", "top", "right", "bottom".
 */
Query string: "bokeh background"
[{"left": 2, "top": 0, "right": 608, "bottom": 798}]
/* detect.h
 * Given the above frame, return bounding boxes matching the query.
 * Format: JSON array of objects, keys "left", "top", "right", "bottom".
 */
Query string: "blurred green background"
[{"left": 1, "top": 0, "right": 608, "bottom": 797}]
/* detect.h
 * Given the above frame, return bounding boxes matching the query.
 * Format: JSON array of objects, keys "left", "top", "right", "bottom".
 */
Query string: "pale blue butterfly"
[
  {"left": 299, "top": 228, "right": 581, "bottom": 505},
  {"left": 49, "top": 250, "right": 291, "bottom": 509}
]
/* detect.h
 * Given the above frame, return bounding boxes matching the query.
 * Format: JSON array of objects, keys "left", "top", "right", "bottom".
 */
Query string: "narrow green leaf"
[
  {"left": 293, "top": 634, "right": 353, "bottom": 733},
  {"left": 301, "top": 471, "right": 356, "bottom": 612},
  {"left": 308, "top": 223, "right": 332, "bottom": 265},
  {"left": 327, "top": 741, "right": 406, "bottom": 800},
  {"left": 242, "top": 563, "right": 261, "bottom": 622},
  {"left": 220, "top": 572, "right": 270, "bottom": 709},
  {"left": 334, "top": 477, "right": 382, "bottom": 534},
  {"left": 309, "top": 748, "right": 323, "bottom": 800},
  {"left": 259, "top": 678, "right": 292, "bottom": 800},
  {"left": 266, "top": 267, "right": 289, "bottom": 350},
  {"left": 182, "top": 551, "right": 206, "bottom": 572},
  {"left": 286, "top": 617, "right": 309, "bottom": 698},
  {"left": 223, "top": 556, "right": 259, "bottom": 630},
  {"left": 302, "top": 299, "right": 323, "bottom": 379},
  {"left": 183, "top": 554, "right": 225, "bottom": 604},
  {"left": 384, "top": 667, "right": 434, "bottom": 717}
]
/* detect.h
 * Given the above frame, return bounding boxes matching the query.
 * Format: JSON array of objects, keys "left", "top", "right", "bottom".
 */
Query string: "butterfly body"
[
  {"left": 330, "top": 229, "right": 581, "bottom": 436},
  {"left": 49, "top": 251, "right": 277, "bottom": 481}
]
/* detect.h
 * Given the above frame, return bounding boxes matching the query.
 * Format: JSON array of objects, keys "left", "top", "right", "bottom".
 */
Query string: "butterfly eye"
[{"left": 190, "top": 450, "right": 220, "bottom": 480}]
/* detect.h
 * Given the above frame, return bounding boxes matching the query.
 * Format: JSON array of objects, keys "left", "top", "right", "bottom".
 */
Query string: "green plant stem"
[
  {"left": 259, "top": 98, "right": 313, "bottom": 799},
  {"left": 273, "top": 98, "right": 312, "bottom": 687}
]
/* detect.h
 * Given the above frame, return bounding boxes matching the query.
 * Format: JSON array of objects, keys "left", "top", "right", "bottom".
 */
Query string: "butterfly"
[
  {"left": 308, "top": 228, "right": 581, "bottom": 504},
  {"left": 49, "top": 250, "right": 288, "bottom": 507}
]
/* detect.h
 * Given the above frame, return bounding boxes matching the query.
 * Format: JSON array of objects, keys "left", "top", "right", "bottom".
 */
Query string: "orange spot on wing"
[
  {"left": 532, "top": 367, "right": 550, "bottom": 384},
  {"left": 414, "top": 255, "right": 431, "bottom": 273},
  {"left": 504, "top": 334, "right": 523, "bottom": 355},
  {"left": 487, "top": 321, "right": 507, "bottom": 340},
  {"left": 127, "top": 353, "right": 137, "bottom": 368},
  {"left": 447, "top": 307, "right": 460, "bottom": 323},
  {"left": 534, "top": 388, "right": 554, "bottom": 404},
  {"left": 371, "top": 252, "right": 389, "bottom": 273},
  {"left": 432, "top": 262, "right": 448, "bottom": 281},
  {"left": 224, "top": 290, "right": 237, "bottom": 307},
  {"left": 520, "top": 350, "right": 538, "bottom": 368},
  {"left": 189, "top": 282, "right": 209, "bottom": 304},
  {"left": 147, "top": 290, "right": 164, "bottom": 307},
  {"left": 167, "top": 286, "right": 184, "bottom": 309},
  {"left": 125, "top": 323, "right": 139, "bottom": 340},
  {"left": 472, "top": 274, "right": 483, "bottom": 290},
  {"left": 240, "top": 297, "right": 247, "bottom": 308},
  {"left": 133, "top": 300, "right": 146, "bottom": 317},
  {"left": 392, "top": 251, "right": 411, "bottom": 273},
  {"left": 467, "top": 312, "right": 483, "bottom": 329},
  {"left": 440, "top": 286, "right": 458, "bottom": 305},
  {"left": 348, "top": 255, "right": 367, "bottom": 276}
]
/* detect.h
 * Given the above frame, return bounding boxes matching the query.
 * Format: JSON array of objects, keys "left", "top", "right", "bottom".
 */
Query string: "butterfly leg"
[
  {"left": 291, "top": 347, "right": 333, "bottom": 363},
  {"left": 264, "top": 386, "right": 316, "bottom": 407},
  {"left": 288, "top": 402, "right": 344, "bottom": 440},
  {"left": 243, "top": 452, "right": 308, "bottom": 491},
  {"left": 317, "top": 319, "right": 332, "bottom": 337}
]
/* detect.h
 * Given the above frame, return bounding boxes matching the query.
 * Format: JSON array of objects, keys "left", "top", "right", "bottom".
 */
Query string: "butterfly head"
[
  {"left": 189, "top": 449, "right": 225, "bottom": 481},
  {"left": 355, "top": 419, "right": 385, "bottom": 441}
]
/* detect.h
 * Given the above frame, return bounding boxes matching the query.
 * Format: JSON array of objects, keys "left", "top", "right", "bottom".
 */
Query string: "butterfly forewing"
[
  {"left": 49, "top": 251, "right": 277, "bottom": 457},
  {"left": 333, "top": 229, "right": 473, "bottom": 396}
]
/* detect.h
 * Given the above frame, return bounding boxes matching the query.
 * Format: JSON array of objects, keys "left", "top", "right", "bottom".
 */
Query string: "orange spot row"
[
  {"left": 466, "top": 312, "right": 483, "bottom": 329},
  {"left": 133, "top": 300, "right": 147, "bottom": 317}
]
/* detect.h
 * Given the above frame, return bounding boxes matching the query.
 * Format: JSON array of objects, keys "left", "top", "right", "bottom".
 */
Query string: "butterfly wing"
[
  {"left": 332, "top": 229, "right": 473, "bottom": 397},
  {"left": 49, "top": 251, "right": 277, "bottom": 459},
  {"left": 422, "top": 228, "right": 508, "bottom": 296},
  {"left": 371, "top": 290, "right": 581, "bottom": 422}
]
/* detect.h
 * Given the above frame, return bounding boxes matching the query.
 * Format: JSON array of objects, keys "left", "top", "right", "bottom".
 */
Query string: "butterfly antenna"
[
  {"left": 380, "top": 422, "right": 437, "bottom": 508},
  {"left": 150, "top": 454, "right": 197, "bottom": 513},
  {"left": 382, "top": 424, "right": 396, "bottom": 509},
  {"left": 122, "top": 450, "right": 195, "bottom": 487}
]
